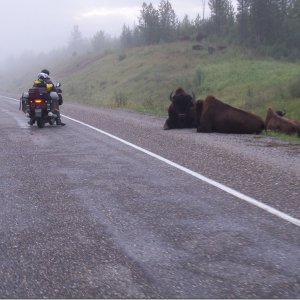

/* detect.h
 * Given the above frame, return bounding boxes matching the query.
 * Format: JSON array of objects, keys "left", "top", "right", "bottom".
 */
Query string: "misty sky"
[
  {"left": 0, "top": 0, "right": 236, "bottom": 62},
  {"left": 0, "top": 0, "right": 205, "bottom": 61}
]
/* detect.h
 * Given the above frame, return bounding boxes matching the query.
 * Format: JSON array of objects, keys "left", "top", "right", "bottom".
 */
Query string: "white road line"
[
  {"left": 63, "top": 115, "right": 300, "bottom": 228},
  {"left": 2, "top": 95, "right": 300, "bottom": 227},
  {"left": 1, "top": 96, "right": 20, "bottom": 101}
]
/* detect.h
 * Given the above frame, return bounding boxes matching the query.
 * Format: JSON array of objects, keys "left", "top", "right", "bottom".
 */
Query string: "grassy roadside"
[
  {"left": 2, "top": 40, "right": 300, "bottom": 142},
  {"left": 57, "top": 41, "right": 300, "bottom": 117}
]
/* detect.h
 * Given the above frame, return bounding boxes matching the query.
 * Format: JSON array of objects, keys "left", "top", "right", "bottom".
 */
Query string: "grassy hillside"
[
  {"left": 61, "top": 41, "right": 300, "bottom": 121},
  {"left": 2, "top": 40, "right": 300, "bottom": 122}
]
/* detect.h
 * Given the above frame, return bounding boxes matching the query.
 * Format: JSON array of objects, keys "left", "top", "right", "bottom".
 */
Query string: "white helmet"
[{"left": 38, "top": 72, "right": 49, "bottom": 80}]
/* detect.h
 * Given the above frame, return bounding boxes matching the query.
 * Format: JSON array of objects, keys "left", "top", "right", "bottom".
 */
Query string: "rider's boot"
[
  {"left": 28, "top": 118, "right": 35, "bottom": 125},
  {"left": 55, "top": 110, "right": 66, "bottom": 126}
]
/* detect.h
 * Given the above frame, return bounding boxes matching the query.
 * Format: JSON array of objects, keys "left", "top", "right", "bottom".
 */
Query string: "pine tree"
[
  {"left": 92, "top": 30, "right": 106, "bottom": 52},
  {"left": 179, "top": 14, "right": 193, "bottom": 39},
  {"left": 208, "top": 0, "right": 234, "bottom": 35},
  {"left": 286, "top": 0, "right": 300, "bottom": 48},
  {"left": 236, "top": 0, "right": 251, "bottom": 43},
  {"left": 138, "top": 2, "right": 160, "bottom": 45},
  {"left": 158, "top": 0, "right": 177, "bottom": 42},
  {"left": 120, "top": 25, "right": 133, "bottom": 49},
  {"left": 69, "top": 25, "right": 84, "bottom": 55},
  {"left": 248, "top": 0, "right": 282, "bottom": 45}
]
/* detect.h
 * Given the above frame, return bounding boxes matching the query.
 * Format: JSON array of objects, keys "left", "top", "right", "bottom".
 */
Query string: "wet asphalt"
[{"left": 0, "top": 96, "right": 299, "bottom": 298}]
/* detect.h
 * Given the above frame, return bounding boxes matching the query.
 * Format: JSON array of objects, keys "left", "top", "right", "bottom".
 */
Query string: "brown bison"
[
  {"left": 196, "top": 32, "right": 208, "bottom": 42},
  {"left": 196, "top": 95, "right": 265, "bottom": 134},
  {"left": 163, "top": 88, "right": 196, "bottom": 130},
  {"left": 265, "top": 108, "right": 300, "bottom": 136},
  {"left": 192, "top": 44, "right": 204, "bottom": 51}
]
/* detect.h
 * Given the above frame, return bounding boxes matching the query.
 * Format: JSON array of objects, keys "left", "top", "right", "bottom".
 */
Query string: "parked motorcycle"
[{"left": 20, "top": 83, "right": 63, "bottom": 128}]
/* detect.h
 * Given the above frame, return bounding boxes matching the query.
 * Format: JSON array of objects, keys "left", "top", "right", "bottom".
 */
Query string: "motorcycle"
[{"left": 20, "top": 83, "right": 63, "bottom": 128}]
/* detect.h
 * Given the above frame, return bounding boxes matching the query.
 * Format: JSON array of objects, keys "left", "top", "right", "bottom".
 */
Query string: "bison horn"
[
  {"left": 169, "top": 91, "right": 174, "bottom": 102},
  {"left": 276, "top": 109, "right": 286, "bottom": 117}
]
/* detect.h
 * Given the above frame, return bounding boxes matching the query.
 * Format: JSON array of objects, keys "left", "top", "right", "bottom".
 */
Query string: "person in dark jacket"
[{"left": 30, "top": 69, "right": 65, "bottom": 126}]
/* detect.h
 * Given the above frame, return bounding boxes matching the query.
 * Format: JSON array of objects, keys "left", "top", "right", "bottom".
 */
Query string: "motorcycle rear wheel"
[{"left": 37, "top": 119, "right": 45, "bottom": 128}]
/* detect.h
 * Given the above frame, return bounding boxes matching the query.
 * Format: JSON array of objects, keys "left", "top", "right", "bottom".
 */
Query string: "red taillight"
[{"left": 34, "top": 99, "right": 43, "bottom": 104}]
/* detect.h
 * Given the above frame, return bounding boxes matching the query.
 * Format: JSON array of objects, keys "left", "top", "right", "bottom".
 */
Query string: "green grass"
[
  {"left": 2, "top": 40, "right": 300, "bottom": 142},
  {"left": 263, "top": 131, "right": 300, "bottom": 144}
]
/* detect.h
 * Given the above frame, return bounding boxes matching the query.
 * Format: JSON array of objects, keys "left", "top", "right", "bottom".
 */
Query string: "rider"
[{"left": 29, "top": 69, "right": 66, "bottom": 126}]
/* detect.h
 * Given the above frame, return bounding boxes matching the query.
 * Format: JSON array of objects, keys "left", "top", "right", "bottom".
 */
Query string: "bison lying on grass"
[
  {"left": 195, "top": 95, "right": 265, "bottom": 134},
  {"left": 265, "top": 108, "right": 300, "bottom": 137}
]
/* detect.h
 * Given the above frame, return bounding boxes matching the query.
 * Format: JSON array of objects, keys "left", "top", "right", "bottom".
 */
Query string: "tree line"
[
  {"left": 235, "top": 0, "right": 300, "bottom": 58},
  {"left": 76, "top": 0, "right": 299, "bottom": 60}
]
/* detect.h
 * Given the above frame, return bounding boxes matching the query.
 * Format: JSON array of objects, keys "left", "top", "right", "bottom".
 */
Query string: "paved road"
[{"left": 0, "top": 96, "right": 299, "bottom": 298}]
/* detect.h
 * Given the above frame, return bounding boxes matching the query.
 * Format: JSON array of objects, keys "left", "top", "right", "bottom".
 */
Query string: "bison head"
[
  {"left": 163, "top": 89, "right": 196, "bottom": 129},
  {"left": 169, "top": 90, "right": 195, "bottom": 121}
]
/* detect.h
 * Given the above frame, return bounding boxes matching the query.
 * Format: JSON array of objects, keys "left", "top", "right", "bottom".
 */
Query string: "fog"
[{"left": 0, "top": 0, "right": 213, "bottom": 64}]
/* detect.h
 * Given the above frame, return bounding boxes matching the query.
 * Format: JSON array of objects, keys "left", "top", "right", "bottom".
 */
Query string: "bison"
[
  {"left": 196, "top": 32, "right": 208, "bottom": 42},
  {"left": 217, "top": 45, "right": 227, "bottom": 51},
  {"left": 196, "top": 95, "right": 265, "bottom": 134},
  {"left": 163, "top": 88, "right": 196, "bottom": 130},
  {"left": 265, "top": 107, "right": 300, "bottom": 136},
  {"left": 192, "top": 44, "right": 204, "bottom": 51}
]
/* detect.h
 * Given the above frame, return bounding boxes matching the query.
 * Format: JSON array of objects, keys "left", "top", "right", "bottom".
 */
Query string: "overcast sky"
[
  {"left": 0, "top": 0, "right": 239, "bottom": 62},
  {"left": 0, "top": 0, "right": 236, "bottom": 63}
]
